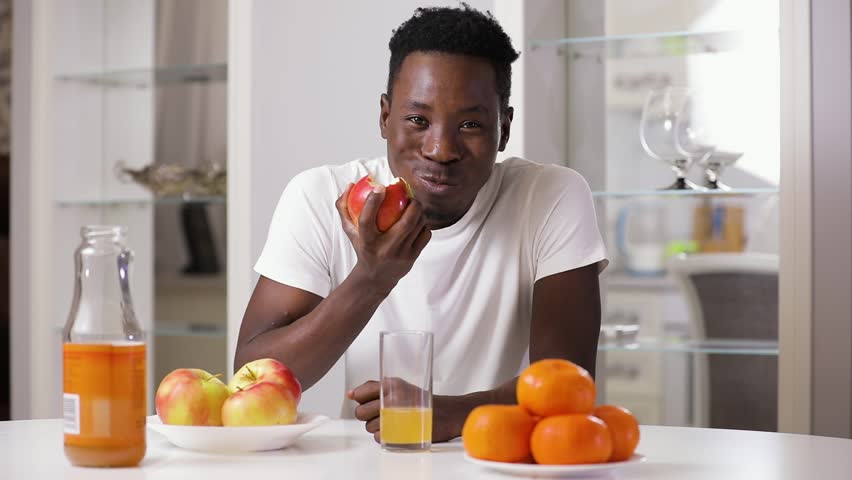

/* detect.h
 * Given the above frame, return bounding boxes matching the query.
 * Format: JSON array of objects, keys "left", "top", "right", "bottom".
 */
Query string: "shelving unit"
[
  {"left": 53, "top": 53, "right": 230, "bottom": 397},
  {"left": 6, "top": 1, "right": 232, "bottom": 418},
  {"left": 508, "top": 1, "right": 783, "bottom": 428}
]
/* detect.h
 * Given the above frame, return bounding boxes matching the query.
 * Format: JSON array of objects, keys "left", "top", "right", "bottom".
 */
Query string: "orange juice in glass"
[{"left": 379, "top": 331, "right": 433, "bottom": 451}]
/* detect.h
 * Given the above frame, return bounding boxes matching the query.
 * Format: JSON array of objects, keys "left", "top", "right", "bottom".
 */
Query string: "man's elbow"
[{"left": 232, "top": 341, "right": 255, "bottom": 373}]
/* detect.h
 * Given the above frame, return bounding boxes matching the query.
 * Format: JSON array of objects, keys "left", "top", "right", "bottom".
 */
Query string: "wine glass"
[
  {"left": 674, "top": 92, "right": 743, "bottom": 190},
  {"left": 639, "top": 87, "right": 702, "bottom": 190}
]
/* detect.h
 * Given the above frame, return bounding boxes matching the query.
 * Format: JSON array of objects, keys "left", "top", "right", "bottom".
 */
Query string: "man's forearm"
[
  {"left": 435, "top": 377, "right": 518, "bottom": 441},
  {"left": 236, "top": 266, "right": 393, "bottom": 390}
]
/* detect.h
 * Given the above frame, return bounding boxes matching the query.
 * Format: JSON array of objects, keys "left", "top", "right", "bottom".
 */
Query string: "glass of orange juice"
[{"left": 379, "top": 330, "right": 433, "bottom": 452}]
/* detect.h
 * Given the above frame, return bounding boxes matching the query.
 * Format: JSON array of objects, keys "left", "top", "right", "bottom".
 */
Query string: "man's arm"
[
  {"left": 235, "top": 272, "right": 388, "bottom": 390},
  {"left": 235, "top": 185, "right": 431, "bottom": 390},
  {"left": 529, "top": 263, "right": 601, "bottom": 374},
  {"left": 350, "top": 262, "right": 602, "bottom": 442}
]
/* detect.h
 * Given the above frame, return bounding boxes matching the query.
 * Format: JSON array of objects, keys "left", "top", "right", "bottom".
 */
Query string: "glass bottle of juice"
[{"left": 62, "top": 225, "right": 146, "bottom": 467}]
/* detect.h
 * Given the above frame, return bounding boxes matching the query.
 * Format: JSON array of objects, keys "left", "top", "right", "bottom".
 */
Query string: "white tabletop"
[{"left": 2, "top": 418, "right": 852, "bottom": 479}]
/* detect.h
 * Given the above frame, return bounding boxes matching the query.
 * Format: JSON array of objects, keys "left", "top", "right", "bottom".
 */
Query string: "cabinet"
[
  {"left": 503, "top": 0, "right": 783, "bottom": 428},
  {"left": 11, "top": 0, "right": 231, "bottom": 418}
]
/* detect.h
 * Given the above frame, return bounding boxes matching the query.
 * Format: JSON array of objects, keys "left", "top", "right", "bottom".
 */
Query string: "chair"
[{"left": 668, "top": 253, "right": 778, "bottom": 431}]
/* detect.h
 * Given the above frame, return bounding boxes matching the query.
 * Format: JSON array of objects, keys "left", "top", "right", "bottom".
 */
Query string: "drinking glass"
[
  {"left": 640, "top": 87, "right": 703, "bottom": 190},
  {"left": 674, "top": 92, "right": 743, "bottom": 190},
  {"left": 379, "top": 331, "right": 433, "bottom": 452}
]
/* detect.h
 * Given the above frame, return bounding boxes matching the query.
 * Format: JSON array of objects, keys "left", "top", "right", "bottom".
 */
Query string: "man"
[{"left": 235, "top": 4, "right": 607, "bottom": 442}]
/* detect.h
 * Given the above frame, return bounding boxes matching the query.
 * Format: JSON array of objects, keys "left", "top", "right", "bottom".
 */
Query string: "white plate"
[
  {"left": 464, "top": 453, "right": 646, "bottom": 478},
  {"left": 147, "top": 413, "right": 330, "bottom": 453}
]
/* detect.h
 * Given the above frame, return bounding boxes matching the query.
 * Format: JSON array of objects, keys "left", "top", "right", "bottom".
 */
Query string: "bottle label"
[
  {"left": 63, "top": 343, "right": 146, "bottom": 448},
  {"left": 63, "top": 393, "right": 81, "bottom": 434}
]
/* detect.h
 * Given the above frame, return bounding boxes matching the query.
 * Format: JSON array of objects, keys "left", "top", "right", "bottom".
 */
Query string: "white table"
[{"left": 2, "top": 419, "right": 851, "bottom": 479}]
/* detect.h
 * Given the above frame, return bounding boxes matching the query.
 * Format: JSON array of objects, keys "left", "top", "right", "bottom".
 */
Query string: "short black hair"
[{"left": 387, "top": 3, "right": 520, "bottom": 110}]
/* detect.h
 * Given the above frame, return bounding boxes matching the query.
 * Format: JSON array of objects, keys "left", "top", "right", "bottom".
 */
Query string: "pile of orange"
[{"left": 462, "top": 359, "right": 640, "bottom": 465}]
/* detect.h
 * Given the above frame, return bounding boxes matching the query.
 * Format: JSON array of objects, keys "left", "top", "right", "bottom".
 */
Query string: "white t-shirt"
[{"left": 254, "top": 157, "right": 607, "bottom": 417}]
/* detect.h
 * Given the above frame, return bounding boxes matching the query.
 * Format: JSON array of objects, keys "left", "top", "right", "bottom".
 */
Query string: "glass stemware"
[
  {"left": 674, "top": 92, "right": 743, "bottom": 190},
  {"left": 640, "top": 87, "right": 703, "bottom": 190}
]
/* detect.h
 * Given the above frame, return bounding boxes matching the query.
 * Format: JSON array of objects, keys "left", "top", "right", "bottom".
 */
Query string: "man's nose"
[{"left": 421, "top": 126, "right": 461, "bottom": 163}]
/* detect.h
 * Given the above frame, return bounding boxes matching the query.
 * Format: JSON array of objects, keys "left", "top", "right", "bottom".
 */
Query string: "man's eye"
[
  {"left": 407, "top": 116, "right": 428, "bottom": 126},
  {"left": 461, "top": 121, "right": 482, "bottom": 129}
]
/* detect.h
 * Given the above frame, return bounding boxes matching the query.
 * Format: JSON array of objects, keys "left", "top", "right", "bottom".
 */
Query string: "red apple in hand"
[
  {"left": 228, "top": 358, "right": 302, "bottom": 405},
  {"left": 221, "top": 382, "right": 298, "bottom": 427},
  {"left": 346, "top": 174, "right": 414, "bottom": 232},
  {"left": 155, "top": 368, "right": 231, "bottom": 426}
]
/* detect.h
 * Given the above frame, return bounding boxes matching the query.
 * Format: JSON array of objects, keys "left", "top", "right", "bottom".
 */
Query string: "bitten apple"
[
  {"left": 346, "top": 174, "right": 414, "bottom": 232},
  {"left": 221, "top": 381, "right": 298, "bottom": 426},
  {"left": 228, "top": 358, "right": 302, "bottom": 405},
  {"left": 155, "top": 368, "right": 231, "bottom": 426}
]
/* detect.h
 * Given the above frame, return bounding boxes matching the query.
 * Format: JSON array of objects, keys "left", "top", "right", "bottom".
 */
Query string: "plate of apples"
[{"left": 148, "top": 358, "right": 330, "bottom": 452}]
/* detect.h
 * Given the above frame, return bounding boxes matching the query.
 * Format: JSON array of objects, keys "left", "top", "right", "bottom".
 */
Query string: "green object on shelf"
[
  {"left": 661, "top": 36, "right": 688, "bottom": 56},
  {"left": 665, "top": 240, "right": 699, "bottom": 258}
]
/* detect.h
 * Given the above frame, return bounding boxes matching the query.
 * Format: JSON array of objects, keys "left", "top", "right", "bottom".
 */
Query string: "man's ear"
[
  {"left": 498, "top": 106, "right": 514, "bottom": 152},
  {"left": 379, "top": 94, "right": 391, "bottom": 139}
]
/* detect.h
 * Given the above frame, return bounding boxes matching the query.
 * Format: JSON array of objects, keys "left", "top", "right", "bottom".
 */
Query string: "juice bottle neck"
[{"left": 64, "top": 225, "right": 143, "bottom": 343}]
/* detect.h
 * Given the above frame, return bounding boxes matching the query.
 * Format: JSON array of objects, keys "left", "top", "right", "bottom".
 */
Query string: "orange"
[
  {"left": 593, "top": 404, "right": 640, "bottom": 462},
  {"left": 517, "top": 359, "right": 596, "bottom": 416},
  {"left": 530, "top": 414, "right": 613, "bottom": 465},
  {"left": 462, "top": 405, "right": 537, "bottom": 463}
]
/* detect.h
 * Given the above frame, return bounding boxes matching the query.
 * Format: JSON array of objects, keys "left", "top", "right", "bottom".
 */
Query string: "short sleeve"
[
  {"left": 254, "top": 167, "right": 336, "bottom": 297},
  {"left": 532, "top": 167, "right": 608, "bottom": 282}
]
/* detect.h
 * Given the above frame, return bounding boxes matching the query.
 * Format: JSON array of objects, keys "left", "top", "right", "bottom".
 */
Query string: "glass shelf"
[
  {"left": 53, "top": 324, "right": 226, "bottom": 339},
  {"left": 592, "top": 187, "right": 778, "bottom": 199},
  {"left": 56, "top": 63, "right": 227, "bottom": 88},
  {"left": 153, "top": 323, "right": 226, "bottom": 338},
  {"left": 56, "top": 195, "right": 226, "bottom": 208},
  {"left": 599, "top": 337, "right": 778, "bottom": 356},
  {"left": 529, "top": 29, "right": 757, "bottom": 59}
]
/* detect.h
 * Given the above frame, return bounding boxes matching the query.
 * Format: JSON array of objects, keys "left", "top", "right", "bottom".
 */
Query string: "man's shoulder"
[
  {"left": 496, "top": 158, "right": 590, "bottom": 196},
  {"left": 325, "top": 156, "right": 391, "bottom": 183},
  {"left": 288, "top": 157, "right": 390, "bottom": 194}
]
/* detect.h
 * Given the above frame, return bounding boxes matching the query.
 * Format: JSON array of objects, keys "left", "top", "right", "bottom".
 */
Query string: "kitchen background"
[{"left": 12, "top": 0, "right": 845, "bottom": 437}]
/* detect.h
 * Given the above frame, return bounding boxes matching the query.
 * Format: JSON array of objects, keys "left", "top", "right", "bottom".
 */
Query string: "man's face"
[{"left": 380, "top": 52, "right": 512, "bottom": 229}]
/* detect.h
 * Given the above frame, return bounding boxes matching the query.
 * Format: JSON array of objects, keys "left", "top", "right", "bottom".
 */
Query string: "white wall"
[{"left": 239, "top": 0, "right": 494, "bottom": 417}]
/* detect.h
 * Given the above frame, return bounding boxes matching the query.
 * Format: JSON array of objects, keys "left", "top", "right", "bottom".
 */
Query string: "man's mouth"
[{"left": 413, "top": 172, "right": 457, "bottom": 195}]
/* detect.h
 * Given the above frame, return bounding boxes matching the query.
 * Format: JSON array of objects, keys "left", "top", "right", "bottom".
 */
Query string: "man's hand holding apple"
[{"left": 335, "top": 178, "right": 431, "bottom": 297}]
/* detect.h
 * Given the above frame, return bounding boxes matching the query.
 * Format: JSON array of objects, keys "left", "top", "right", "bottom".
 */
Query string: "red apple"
[
  {"left": 228, "top": 358, "right": 302, "bottom": 405},
  {"left": 221, "top": 381, "right": 298, "bottom": 426},
  {"left": 155, "top": 368, "right": 231, "bottom": 426},
  {"left": 346, "top": 174, "right": 414, "bottom": 232}
]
